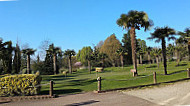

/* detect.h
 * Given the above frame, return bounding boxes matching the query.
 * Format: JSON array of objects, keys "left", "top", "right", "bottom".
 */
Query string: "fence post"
[
  {"left": 187, "top": 68, "right": 190, "bottom": 78},
  {"left": 153, "top": 72, "right": 157, "bottom": 84},
  {"left": 97, "top": 77, "right": 101, "bottom": 92},
  {"left": 49, "top": 80, "right": 53, "bottom": 96}
]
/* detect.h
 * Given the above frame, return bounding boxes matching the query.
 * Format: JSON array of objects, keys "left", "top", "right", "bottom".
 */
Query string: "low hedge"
[{"left": 0, "top": 74, "right": 42, "bottom": 96}]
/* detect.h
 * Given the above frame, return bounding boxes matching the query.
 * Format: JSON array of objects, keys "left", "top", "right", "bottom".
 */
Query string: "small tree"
[
  {"left": 64, "top": 49, "right": 76, "bottom": 73},
  {"left": 22, "top": 48, "right": 36, "bottom": 74},
  {"left": 151, "top": 48, "right": 162, "bottom": 68},
  {"left": 147, "top": 47, "right": 152, "bottom": 64},
  {"left": 148, "top": 26, "right": 176, "bottom": 75},
  {"left": 46, "top": 44, "right": 61, "bottom": 74},
  {"left": 116, "top": 48, "right": 127, "bottom": 68}
]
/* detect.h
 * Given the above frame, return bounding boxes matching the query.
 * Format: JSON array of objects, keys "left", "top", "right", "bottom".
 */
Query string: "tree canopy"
[{"left": 100, "top": 34, "right": 121, "bottom": 66}]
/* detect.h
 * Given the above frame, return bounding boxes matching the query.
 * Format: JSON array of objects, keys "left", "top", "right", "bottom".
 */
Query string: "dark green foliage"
[
  {"left": 137, "top": 39, "right": 147, "bottom": 64},
  {"left": 122, "top": 32, "right": 132, "bottom": 65},
  {"left": 13, "top": 44, "right": 21, "bottom": 74},
  {"left": 64, "top": 49, "right": 76, "bottom": 73},
  {"left": 116, "top": 10, "right": 154, "bottom": 31},
  {"left": 178, "top": 28, "right": 190, "bottom": 61},
  {"left": 20, "top": 54, "right": 27, "bottom": 73},
  {"left": 46, "top": 44, "right": 62, "bottom": 74},
  {"left": 32, "top": 61, "right": 46, "bottom": 74},
  {"left": 44, "top": 52, "right": 54, "bottom": 75},
  {"left": 0, "top": 74, "right": 42, "bottom": 96},
  {"left": 0, "top": 40, "right": 13, "bottom": 74}
]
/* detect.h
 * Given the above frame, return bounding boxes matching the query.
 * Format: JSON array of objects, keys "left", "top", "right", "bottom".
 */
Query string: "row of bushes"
[{"left": 0, "top": 74, "right": 42, "bottom": 96}]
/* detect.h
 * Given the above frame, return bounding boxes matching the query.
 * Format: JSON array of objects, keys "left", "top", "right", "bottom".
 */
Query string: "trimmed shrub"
[{"left": 0, "top": 74, "right": 42, "bottom": 97}]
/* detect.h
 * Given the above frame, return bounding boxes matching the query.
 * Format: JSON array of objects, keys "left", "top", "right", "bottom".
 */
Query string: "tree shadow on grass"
[
  {"left": 137, "top": 74, "right": 146, "bottom": 77},
  {"left": 167, "top": 70, "right": 186, "bottom": 75},
  {"left": 65, "top": 79, "right": 97, "bottom": 86},
  {"left": 0, "top": 101, "right": 11, "bottom": 105},
  {"left": 175, "top": 63, "right": 187, "bottom": 67},
  {"left": 40, "top": 89, "right": 82, "bottom": 95},
  {"left": 146, "top": 65, "right": 157, "bottom": 68},
  {"left": 42, "top": 77, "right": 74, "bottom": 82}
]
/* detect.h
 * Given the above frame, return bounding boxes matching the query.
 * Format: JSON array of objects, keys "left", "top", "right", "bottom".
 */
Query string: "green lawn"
[{"left": 40, "top": 61, "right": 190, "bottom": 95}]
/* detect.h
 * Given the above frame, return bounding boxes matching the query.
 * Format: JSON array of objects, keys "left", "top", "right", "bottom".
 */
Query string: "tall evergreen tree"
[
  {"left": 122, "top": 31, "right": 132, "bottom": 65},
  {"left": 0, "top": 41, "right": 13, "bottom": 74},
  {"left": 44, "top": 52, "right": 54, "bottom": 74},
  {"left": 100, "top": 34, "right": 122, "bottom": 67},
  {"left": 13, "top": 44, "right": 21, "bottom": 74}
]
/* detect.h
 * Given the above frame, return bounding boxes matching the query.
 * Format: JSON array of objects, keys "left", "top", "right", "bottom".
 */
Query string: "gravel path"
[
  {"left": 1, "top": 91, "right": 158, "bottom": 106},
  {"left": 123, "top": 80, "right": 190, "bottom": 106}
]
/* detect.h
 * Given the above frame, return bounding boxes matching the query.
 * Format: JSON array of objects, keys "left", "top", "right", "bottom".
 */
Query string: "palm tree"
[
  {"left": 46, "top": 44, "right": 61, "bottom": 74},
  {"left": 147, "top": 47, "right": 152, "bottom": 64},
  {"left": 116, "top": 48, "right": 128, "bottom": 68},
  {"left": 148, "top": 26, "right": 176, "bottom": 75},
  {"left": 178, "top": 28, "right": 190, "bottom": 61},
  {"left": 151, "top": 48, "right": 162, "bottom": 68},
  {"left": 174, "top": 45, "right": 183, "bottom": 66},
  {"left": 167, "top": 44, "right": 175, "bottom": 61},
  {"left": 117, "top": 10, "right": 153, "bottom": 76},
  {"left": 22, "top": 48, "right": 36, "bottom": 74},
  {"left": 64, "top": 49, "right": 76, "bottom": 73},
  {"left": 98, "top": 53, "right": 108, "bottom": 70}
]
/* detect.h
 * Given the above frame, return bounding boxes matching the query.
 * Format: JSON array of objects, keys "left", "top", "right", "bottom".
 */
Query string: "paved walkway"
[
  {"left": 124, "top": 80, "right": 190, "bottom": 106},
  {"left": 1, "top": 91, "right": 158, "bottom": 106}
]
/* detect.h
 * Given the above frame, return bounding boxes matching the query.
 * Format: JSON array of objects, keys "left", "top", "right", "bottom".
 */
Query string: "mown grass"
[{"left": 40, "top": 61, "right": 190, "bottom": 95}]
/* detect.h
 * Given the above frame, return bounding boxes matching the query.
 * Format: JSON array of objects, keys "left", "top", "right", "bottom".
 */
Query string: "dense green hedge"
[{"left": 0, "top": 74, "right": 42, "bottom": 96}]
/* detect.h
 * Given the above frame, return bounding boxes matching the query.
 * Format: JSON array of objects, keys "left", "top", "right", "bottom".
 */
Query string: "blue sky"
[{"left": 0, "top": 0, "right": 190, "bottom": 54}]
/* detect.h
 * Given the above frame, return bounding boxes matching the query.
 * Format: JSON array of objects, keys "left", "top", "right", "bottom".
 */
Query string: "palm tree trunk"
[
  {"left": 140, "top": 54, "right": 143, "bottom": 65},
  {"left": 130, "top": 27, "right": 137, "bottom": 76},
  {"left": 156, "top": 56, "right": 159, "bottom": 68},
  {"left": 137, "top": 59, "right": 139, "bottom": 65},
  {"left": 68, "top": 56, "right": 72, "bottom": 73},
  {"left": 121, "top": 55, "right": 124, "bottom": 68},
  {"left": 188, "top": 45, "right": 190, "bottom": 61},
  {"left": 88, "top": 60, "right": 91, "bottom": 74},
  {"left": 152, "top": 59, "right": 155, "bottom": 64},
  {"left": 27, "top": 54, "right": 30, "bottom": 74},
  {"left": 53, "top": 54, "right": 57, "bottom": 74},
  {"left": 177, "top": 51, "right": 180, "bottom": 66},
  {"left": 148, "top": 53, "right": 151, "bottom": 64},
  {"left": 159, "top": 56, "right": 161, "bottom": 63},
  {"left": 112, "top": 62, "right": 115, "bottom": 67},
  {"left": 162, "top": 39, "right": 167, "bottom": 75}
]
